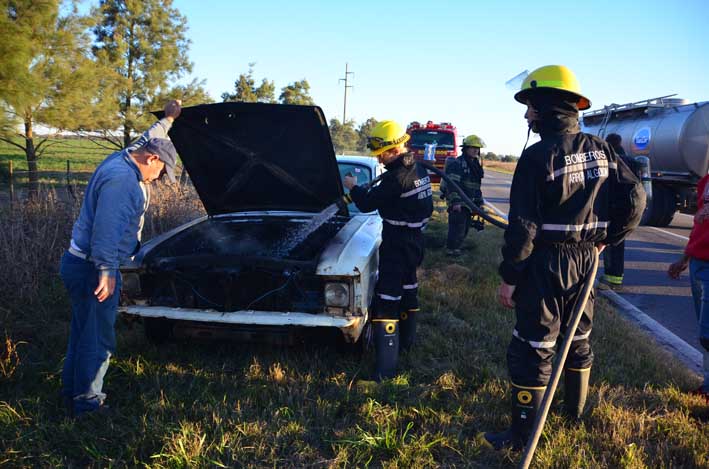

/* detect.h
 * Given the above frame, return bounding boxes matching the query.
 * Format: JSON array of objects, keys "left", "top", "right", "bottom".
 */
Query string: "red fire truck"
[{"left": 406, "top": 121, "right": 459, "bottom": 182}]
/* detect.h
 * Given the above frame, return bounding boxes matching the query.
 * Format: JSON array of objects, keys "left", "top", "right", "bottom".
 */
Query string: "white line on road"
[
  {"left": 598, "top": 285, "right": 702, "bottom": 373},
  {"left": 647, "top": 226, "right": 689, "bottom": 242}
]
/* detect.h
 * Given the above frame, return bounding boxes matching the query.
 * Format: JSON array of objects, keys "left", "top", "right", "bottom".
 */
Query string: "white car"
[{"left": 119, "top": 103, "right": 384, "bottom": 346}]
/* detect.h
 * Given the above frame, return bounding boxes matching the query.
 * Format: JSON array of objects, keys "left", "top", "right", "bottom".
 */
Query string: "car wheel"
[
  {"left": 335, "top": 321, "right": 373, "bottom": 355},
  {"left": 359, "top": 320, "right": 373, "bottom": 353},
  {"left": 143, "top": 317, "right": 175, "bottom": 344}
]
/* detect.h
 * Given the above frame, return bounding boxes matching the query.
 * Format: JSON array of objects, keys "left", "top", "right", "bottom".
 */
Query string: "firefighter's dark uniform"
[
  {"left": 445, "top": 153, "right": 484, "bottom": 251},
  {"left": 495, "top": 108, "right": 644, "bottom": 447},
  {"left": 349, "top": 153, "right": 433, "bottom": 380},
  {"left": 603, "top": 146, "right": 638, "bottom": 286}
]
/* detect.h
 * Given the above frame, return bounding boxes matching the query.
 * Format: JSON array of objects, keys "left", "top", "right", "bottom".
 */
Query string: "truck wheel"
[
  {"left": 647, "top": 185, "right": 677, "bottom": 227},
  {"left": 143, "top": 317, "right": 175, "bottom": 344}
]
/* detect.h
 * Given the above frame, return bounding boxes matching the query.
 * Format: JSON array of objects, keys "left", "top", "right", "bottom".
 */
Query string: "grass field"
[
  {"left": 1, "top": 190, "right": 707, "bottom": 468},
  {"left": 0, "top": 137, "right": 110, "bottom": 173},
  {"left": 484, "top": 161, "right": 517, "bottom": 174}
]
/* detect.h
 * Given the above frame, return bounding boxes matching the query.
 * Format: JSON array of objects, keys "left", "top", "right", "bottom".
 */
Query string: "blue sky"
[{"left": 173, "top": 0, "right": 708, "bottom": 155}]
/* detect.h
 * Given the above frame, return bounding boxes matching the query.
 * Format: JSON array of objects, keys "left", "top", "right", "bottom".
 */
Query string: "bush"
[{"left": 0, "top": 190, "right": 78, "bottom": 319}]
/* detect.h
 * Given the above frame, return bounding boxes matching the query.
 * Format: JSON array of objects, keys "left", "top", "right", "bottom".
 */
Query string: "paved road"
[{"left": 482, "top": 170, "right": 702, "bottom": 353}]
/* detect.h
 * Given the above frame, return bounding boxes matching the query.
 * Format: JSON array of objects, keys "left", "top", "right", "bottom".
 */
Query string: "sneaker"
[
  {"left": 446, "top": 249, "right": 461, "bottom": 257},
  {"left": 74, "top": 403, "right": 111, "bottom": 419}
]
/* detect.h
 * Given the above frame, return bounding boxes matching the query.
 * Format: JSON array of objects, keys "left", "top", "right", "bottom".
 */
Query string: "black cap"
[{"left": 143, "top": 138, "right": 178, "bottom": 183}]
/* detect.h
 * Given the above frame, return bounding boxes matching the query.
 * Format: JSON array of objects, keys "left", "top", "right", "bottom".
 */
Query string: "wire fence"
[{"left": 0, "top": 160, "right": 93, "bottom": 206}]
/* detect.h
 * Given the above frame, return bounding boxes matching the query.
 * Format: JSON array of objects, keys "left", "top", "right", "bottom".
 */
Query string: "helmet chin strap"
[{"left": 522, "top": 122, "right": 533, "bottom": 154}]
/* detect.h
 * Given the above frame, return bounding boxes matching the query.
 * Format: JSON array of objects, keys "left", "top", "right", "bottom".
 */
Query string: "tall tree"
[
  {"left": 0, "top": 0, "right": 95, "bottom": 195},
  {"left": 90, "top": 0, "right": 200, "bottom": 148},
  {"left": 279, "top": 79, "right": 314, "bottom": 105},
  {"left": 356, "top": 117, "right": 378, "bottom": 153},
  {"left": 222, "top": 63, "right": 276, "bottom": 103},
  {"left": 329, "top": 118, "right": 358, "bottom": 154}
]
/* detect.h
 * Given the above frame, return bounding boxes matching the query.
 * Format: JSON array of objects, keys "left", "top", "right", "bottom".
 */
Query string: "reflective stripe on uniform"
[
  {"left": 384, "top": 218, "right": 430, "bottom": 228},
  {"left": 378, "top": 293, "right": 402, "bottom": 301},
  {"left": 565, "top": 367, "right": 591, "bottom": 372},
  {"left": 512, "top": 381, "right": 548, "bottom": 391},
  {"left": 541, "top": 221, "right": 608, "bottom": 232},
  {"left": 546, "top": 159, "right": 616, "bottom": 181},
  {"left": 513, "top": 329, "right": 556, "bottom": 349},
  {"left": 603, "top": 274, "right": 623, "bottom": 284},
  {"left": 402, "top": 283, "right": 418, "bottom": 290},
  {"left": 572, "top": 330, "right": 591, "bottom": 341},
  {"left": 400, "top": 183, "right": 432, "bottom": 198}
]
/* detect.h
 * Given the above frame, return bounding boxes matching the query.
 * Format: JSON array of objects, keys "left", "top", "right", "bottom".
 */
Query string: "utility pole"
[{"left": 339, "top": 63, "right": 354, "bottom": 124}]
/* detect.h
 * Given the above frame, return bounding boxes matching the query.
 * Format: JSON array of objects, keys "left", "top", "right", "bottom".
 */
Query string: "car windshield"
[
  {"left": 408, "top": 130, "right": 455, "bottom": 149},
  {"left": 338, "top": 162, "right": 373, "bottom": 214}
]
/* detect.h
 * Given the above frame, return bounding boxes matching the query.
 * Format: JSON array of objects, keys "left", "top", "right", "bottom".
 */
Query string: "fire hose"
[{"left": 416, "top": 162, "right": 599, "bottom": 469}]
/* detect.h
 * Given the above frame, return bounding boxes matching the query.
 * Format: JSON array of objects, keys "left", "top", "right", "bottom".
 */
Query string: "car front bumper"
[{"left": 119, "top": 306, "right": 366, "bottom": 341}]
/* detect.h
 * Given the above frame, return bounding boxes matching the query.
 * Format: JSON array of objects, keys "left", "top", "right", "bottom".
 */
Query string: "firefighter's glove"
[{"left": 471, "top": 214, "right": 485, "bottom": 231}]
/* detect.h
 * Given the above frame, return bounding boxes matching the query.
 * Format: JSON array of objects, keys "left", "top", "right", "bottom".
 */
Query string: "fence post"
[
  {"left": 8, "top": 160, "right": 13, "bottom": 205},
  {"left": 66, "top": 159, "right": 75, "bottom": 200}
]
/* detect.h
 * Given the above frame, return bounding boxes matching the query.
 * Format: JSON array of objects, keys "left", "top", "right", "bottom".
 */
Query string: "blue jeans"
[
  {"left": 60, "top": 251, "right": 121, "bottom": 415},
  {"left": 688, "top": 258, "right": 709, "bottom": 390}
]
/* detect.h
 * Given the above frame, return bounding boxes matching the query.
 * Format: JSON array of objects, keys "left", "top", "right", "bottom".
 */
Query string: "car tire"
[
  {"left": 335, "top": 321, "right": 372, "bottom": 356},
  {"left": 143, "top": 317, "right": 175, "bottom": 344}
]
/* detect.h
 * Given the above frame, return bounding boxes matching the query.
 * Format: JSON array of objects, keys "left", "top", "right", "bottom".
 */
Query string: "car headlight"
[{"left": 324, "top": 282, "right": 350, "bottom": 307}]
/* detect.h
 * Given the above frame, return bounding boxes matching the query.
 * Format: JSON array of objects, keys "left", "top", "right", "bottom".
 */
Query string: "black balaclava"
[{"left": 527, "top": 88, "right": 580, "bottom": 138}]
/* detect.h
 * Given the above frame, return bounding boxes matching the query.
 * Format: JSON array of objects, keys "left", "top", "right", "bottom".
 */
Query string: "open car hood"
[{"left": 156, "top": 102, "right": 345, "bottom": 215}]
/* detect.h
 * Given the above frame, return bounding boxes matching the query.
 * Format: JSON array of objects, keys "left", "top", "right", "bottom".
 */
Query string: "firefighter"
[
  {"left": 600, "top": 133, "right": 636, "bottom": 289},
  {"left": 445, "top": 134, "right": 486, "bottom": 256},
  {"left": 343, "top": 120, "right": 433, "bottom": 381},
  {"left": 484, "top": 65, "right": 644, "bottom": 449}
]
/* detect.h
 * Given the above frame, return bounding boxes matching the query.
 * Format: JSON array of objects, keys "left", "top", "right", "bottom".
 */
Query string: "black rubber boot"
[
  {"left": 399, "top": 309, "right": 417, "bottom": 351},
  {"left": 373, "top": 320, "right": 399, "bottom": 381},
  {"left": 564, "top": 368, "right": 590, "bottom": 420},
  {"left": 483, "top": 383, "right": 545, "bottom": 450}
]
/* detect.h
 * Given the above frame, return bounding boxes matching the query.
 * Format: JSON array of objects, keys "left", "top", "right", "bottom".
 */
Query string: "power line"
[{"left": 338, "top": 63, "right": 354, "bottom": 124}]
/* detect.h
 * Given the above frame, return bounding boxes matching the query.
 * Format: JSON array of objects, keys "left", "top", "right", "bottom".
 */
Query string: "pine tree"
[
  {"left": 0, "top": 0, "right": 95, "bottom": 196},
  {"left": 90, "top": 0, "right": 206, "bottom": 148},
  {"left": 279, "top": 80, "right": 315, "bottom": 105}
]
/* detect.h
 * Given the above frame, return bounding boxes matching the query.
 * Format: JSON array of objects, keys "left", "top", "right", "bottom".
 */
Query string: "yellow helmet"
[
  {"left": 462, "top": 134, "right": 485, "bottom": 148},
  {"left": 367, "top": 120, "right": 410, "bottom": 156},
  {"left": 514, "top": 65, "right": 591, "bottom": 110}
]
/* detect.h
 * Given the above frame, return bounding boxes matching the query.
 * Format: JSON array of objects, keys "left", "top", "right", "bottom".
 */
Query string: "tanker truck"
[{"left": 581, "top": 96, "right": 709, "bottom": 226}]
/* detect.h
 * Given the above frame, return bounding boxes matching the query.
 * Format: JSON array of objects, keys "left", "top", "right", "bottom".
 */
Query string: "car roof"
[{"left": 336, "top": 154, "right": 379, "bottom": 169}]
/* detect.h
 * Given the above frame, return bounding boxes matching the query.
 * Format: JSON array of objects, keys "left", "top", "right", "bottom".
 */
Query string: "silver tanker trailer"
[{"left": 581, "top": 96, "right": 709, "bottom": 226}]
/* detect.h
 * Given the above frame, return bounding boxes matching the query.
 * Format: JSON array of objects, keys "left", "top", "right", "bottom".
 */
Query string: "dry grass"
[
  {"left": 0, "top": 189, "right": 78, "bottom": 316},
  {"left": 0, "top": 334, "right": 24, "bottom": 381},
  {"left": 485, "top": 161, "right": 517, "bottom": 174}
]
